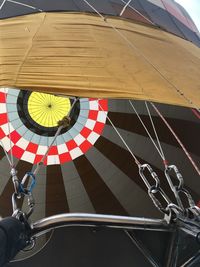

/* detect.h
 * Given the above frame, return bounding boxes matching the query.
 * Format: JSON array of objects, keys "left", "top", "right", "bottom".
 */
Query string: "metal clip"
[
  {"left": 139, "top": 164, "right": 160, "bottom": 189},
  {"left": 11, "top": 168, "right": 21, "bottom": 197},
  {"left": 165, "top": 165, "right": 195, "bottom": 210},
  {"left": 20, "top": 172, "right": 36, "bottom": 194},
  {"left": 139, "top": 164, "right": 170, "bottom": 214}
]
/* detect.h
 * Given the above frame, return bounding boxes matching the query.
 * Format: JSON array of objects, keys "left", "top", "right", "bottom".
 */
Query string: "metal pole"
[{"left": 31, "top": 213, "right": 170, "bottom": 237}]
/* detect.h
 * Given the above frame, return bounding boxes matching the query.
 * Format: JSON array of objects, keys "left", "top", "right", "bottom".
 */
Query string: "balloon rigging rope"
[
  {"left": 120, "top": 0, "right": 154, "bottom": 25},
  {"left": 145, "top": 101, "right": 166, "bottom": 161},
  {"left": 129, "top": 100, "right": 166, "bottom": 162},
  {"left": 7, "top": 0, "right": 43, "bottom": 11},
  {"left": 97, "top": 101, "right": 141, "bottom": 166},
  {"left": 82, "top": 0, "right": 199, "bottom": 111},
  {"left": 151, "top": 102, "right": 200, "bottom": 176}
]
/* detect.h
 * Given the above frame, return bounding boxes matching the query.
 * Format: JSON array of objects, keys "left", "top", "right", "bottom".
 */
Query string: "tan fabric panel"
[{"left": 0, "top": 12, "right": 200, "bottom": 108}]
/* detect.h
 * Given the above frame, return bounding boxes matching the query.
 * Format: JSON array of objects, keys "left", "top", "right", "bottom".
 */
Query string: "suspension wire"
[
  {"left": 129, "top": 100, "right": 166, "bottom": 162},
  {"left": 150, "top": 102, "right": 200, "bottom": 176},
  {"left": 119, "top": 0, "right": 132, "bottom": 16},
  {"left": 120, "top": 0, "right": 154, "bottom": 25},
  {"left": 97, "top": 100, "right": 141, "bottom": 166},
  {"left": 0, "top": 139, "right": 13, "bottom": 167},
  {"left": 32, "top": 125, "right": 63, "bottom": 176},
  {"left": 145, "top": 101, "right": 167, "bottom": 165},
  {"left": 82, "top": 0, "right": 199, "bottom": 111},
  {"left": 4, "top": 89, "right": 14, "bottom": 167}
]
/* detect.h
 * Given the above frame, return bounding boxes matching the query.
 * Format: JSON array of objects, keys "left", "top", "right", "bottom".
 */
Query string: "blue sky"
[{"left": 175, "top": 0, "right": 200, "bottom": 31}]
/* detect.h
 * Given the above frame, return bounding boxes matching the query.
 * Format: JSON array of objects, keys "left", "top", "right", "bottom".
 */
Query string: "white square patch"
[
  {"left": 85, "top": 119, "right": 96, "bottom": 130},
  {"left": 1, "top": 123, "right": 15, "bottom": 135},
  {"left": 21, "top": 151, "right": 36, "bottom": 163},
  {"left": 89, "top": 101, "right": 99, "bottom": 110},
  {"left": 74, "top": 134, "right": 85, "bottom": 146},
  {"left": 57, "top": 143, "right": 68, "bottom": 154},
  {"left": 16, "top": 137, "right": 29, "bottom": 150},
  {"left": 69, "top": 147, "right": 83, "bottom": 160},
  {"left": 0, "top": 104, "right": 7, "bottom": 114},
  {"left": 47, "top": 155, "right": 60, "bottom": 165},
  {"left": 87, "top": 132, "right": 100, "bottom": 145},
  {"left": 37, "top": 145, "right": 48, "bottom": 155},
  {"left": 97, "top": 111, "right": 107, "bottom": 123},
  {"left": 0, "top": 136, "right": 14, "bottom": 150}
]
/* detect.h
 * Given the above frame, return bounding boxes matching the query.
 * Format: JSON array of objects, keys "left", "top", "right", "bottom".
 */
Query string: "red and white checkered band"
[{"left": 0, "top": 89, "right": 108, "bottom": 165}]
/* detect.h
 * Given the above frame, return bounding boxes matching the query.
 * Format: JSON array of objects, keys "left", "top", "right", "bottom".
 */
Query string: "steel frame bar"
[{"left": 31, "top": 213, "right": 170, "bottom": 237}]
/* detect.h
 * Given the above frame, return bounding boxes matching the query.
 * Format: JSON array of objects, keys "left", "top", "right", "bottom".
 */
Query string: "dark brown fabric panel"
[
  {"left": 0, "top": 160, "right": 32, "bottom": 217},
  {"left": 107, "top": 112, "right": 200, "bottom": 156},
  {"left": 74, "top": 155, "right": 128, "bottom": 216},
  {"left": 0, "top": 146, "right": 5, "bottom": 160},
  {"left": 46, "top": 165, "right": 69, "bottom": 217},
  {"left": 111, "top": 2, "right": 152, "bottom": 24}
]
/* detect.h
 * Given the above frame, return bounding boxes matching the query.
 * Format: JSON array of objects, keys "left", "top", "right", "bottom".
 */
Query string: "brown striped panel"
[
  {"left": 74, "top": 155, "right": 128, "bottom": 216},
  {"left": 107, "top": 112, "right": 200, "bottom": 156},
  {"left": 46, "top": 164, "right": 69, "bottom": 217}
]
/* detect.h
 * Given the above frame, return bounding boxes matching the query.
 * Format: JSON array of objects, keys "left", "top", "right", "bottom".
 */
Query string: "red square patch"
[
  {"left": 0, "top": 92, "right": 6, "bottom": 103},
  {"left": 10, "top": 131, "right": 21, "bottom": 144},
  {"left": 26, "top": 143, "right": 38, "bottom": 154},
  {"left": 59, "top": 152, "right": 72, "bottom": 164},
  {"left": 0, "top": 128, "right": 6, "bottom": 139},
  {"left": 0, "top": 113, "right": 8, "bottom": 126},
  {"left": 34, "top": 155, "right": 43, "bottom": 164},
  {"left": 80, "top": 127, "right": 92, "bottom": 138},
  {"left": 48, "top": 146, "right": 58, "bottom": 155},
  {"left": 88, "top": 110, "right": 98, "bottom": 120},
  {"left": 98, "top": 99, "right": 108, "bottom": 111},
  {"left": 79, "top": 140, "right": 92, "bottom": 153},
  {"left": 67, "top": 140, "right": 77, "bottom": 150},
  {"left": 12, "top": 145, "right": 24, "bottom": 158},
  {"left": 93, "top": 122, "right": 104, "bottom": 134}
]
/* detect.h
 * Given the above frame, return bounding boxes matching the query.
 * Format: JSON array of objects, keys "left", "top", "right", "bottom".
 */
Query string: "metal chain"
[
  {"left": 165, "top": 165, "right": 197, "bottom": 210},
  {"left": 139, "top": 164, "right": 171, "bottom": 214}
]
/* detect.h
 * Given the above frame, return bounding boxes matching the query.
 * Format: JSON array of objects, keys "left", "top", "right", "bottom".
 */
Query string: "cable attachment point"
[
  {"left": 139, "top": 164, "right": 170, "bottom": 214},
  {"left": 165, "top": 165, "right": 196, "bottom": 210},
  {"left": 12, "top": 172, "right": 36, "bottom": 219},
  {"left": 19, "top": 172, "right": 36, "bottom": 195},
  {"left": 57, "top": 116, "right": 71, "bottom": 128},
  {"left": 10, "top": 167, "right": 21, "bottom": 198}
]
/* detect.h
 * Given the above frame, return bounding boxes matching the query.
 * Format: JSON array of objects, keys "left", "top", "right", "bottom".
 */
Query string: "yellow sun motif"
[{"left": 28, "top": 92, "right": 71, "bottom": 127}]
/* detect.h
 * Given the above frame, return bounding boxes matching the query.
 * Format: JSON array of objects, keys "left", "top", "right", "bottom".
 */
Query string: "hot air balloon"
[{"left": 0, "top": 0, "right": 200, "bottom": 266}]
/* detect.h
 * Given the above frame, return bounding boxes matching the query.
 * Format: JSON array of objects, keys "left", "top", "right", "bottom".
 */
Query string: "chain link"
[
  {"left": 139, "top": 164, "right": 171, "bottom": 214},
  {"left": 165, "top": 165, "right": 196, "bottom": 210},
  {"left": 11, "top": 171, "right": 36, "bottom": 219},
  {"left": 138, "top": 163, "right": 200, "bottom": 221}
]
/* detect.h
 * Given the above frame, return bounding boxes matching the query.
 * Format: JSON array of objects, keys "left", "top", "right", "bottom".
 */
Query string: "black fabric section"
[
  {"left": 0, "top": 217, "right": 27, "bottom": 267},
  {"left": 46, "top": 165, "right": 69, "bottom": 216},
  {"left": 107, "top": 111, "right": 200, "bottom": 157},
  {"left": 138, "top": 0, "right": 185, "bottom": 38},
  {"left": 0, "top": 147, "right": 5, "bottom": 161},
  {"left": 74, "top": 155, "right": 128, "bottom": 215}
]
